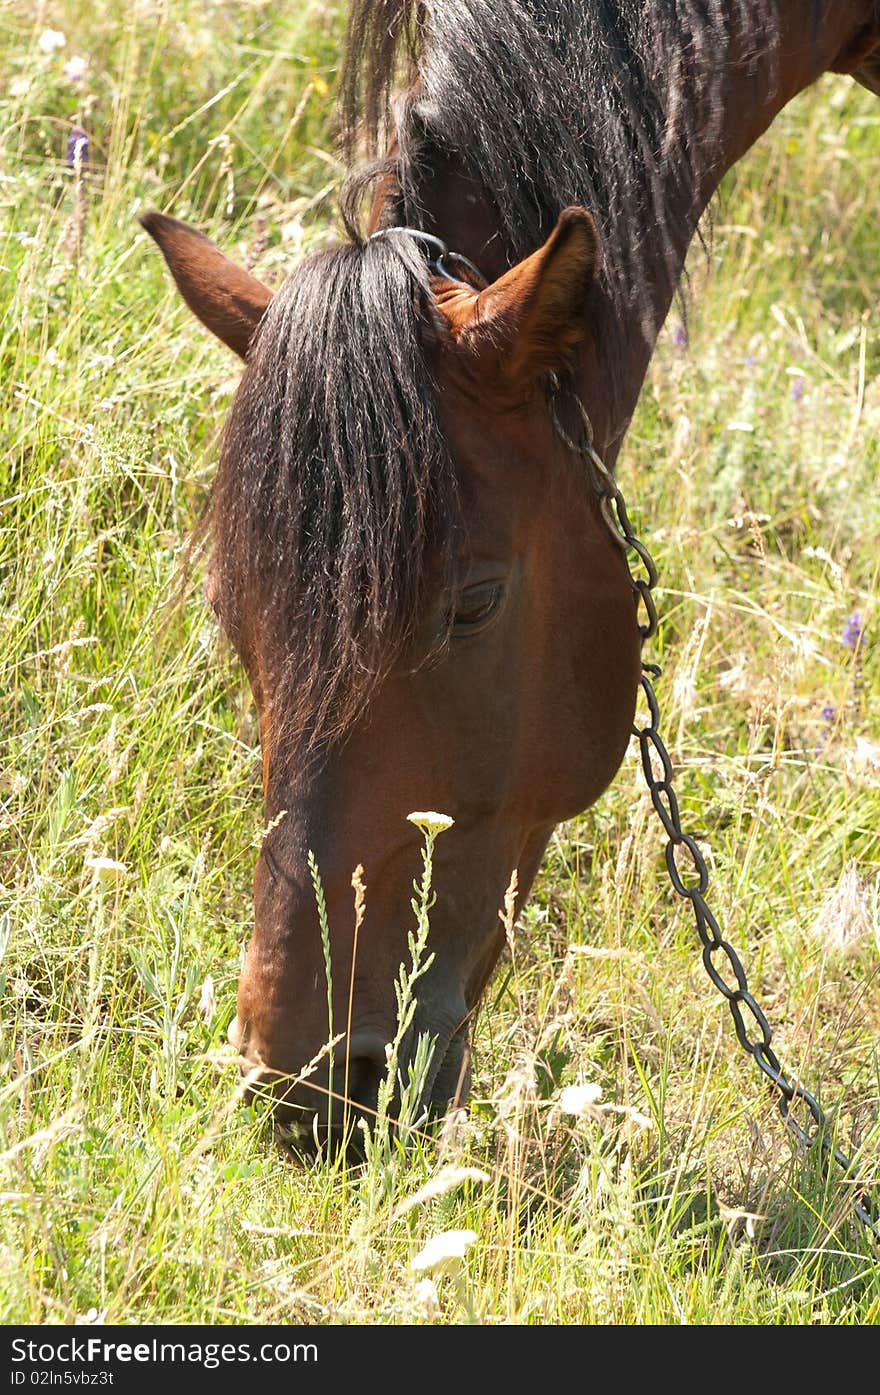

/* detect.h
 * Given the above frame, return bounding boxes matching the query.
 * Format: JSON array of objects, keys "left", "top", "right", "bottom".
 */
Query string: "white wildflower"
[
  {"left": 38, "top": 28, "right": 66, "bottom": 53},
  {"left": 410, "top": 1228, "right": 477, "bottom": 1278},
  {"left": 63, "top": 55, "right": 88, "bottom": 83},
  {"left": 407, "top": 811, "right": 454, "bottom": 835},
  {"left": 558, "top": 1082, "right": 604, "bottom": 1118},
  {"left": 85, "top": 856, "right": 127, "bottom": 884},
  {"left": 74, "top": 1307, "right": 105, "bottom": 1325}
]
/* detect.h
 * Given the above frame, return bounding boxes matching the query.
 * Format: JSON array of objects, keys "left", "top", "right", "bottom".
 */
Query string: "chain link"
[{"left": 549, "top": 385, "right": 878, "bottom": 1240}]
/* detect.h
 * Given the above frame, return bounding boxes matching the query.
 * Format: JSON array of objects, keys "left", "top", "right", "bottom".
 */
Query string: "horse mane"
[
  {"left": 210, "top": 235, "right": 457, "bottom": 753},
  {"left": 212, "top": 0, "right": 825, "bottom": 754},
  {"left": 339, "top": 0, "right": 794, "bottom": 350}
]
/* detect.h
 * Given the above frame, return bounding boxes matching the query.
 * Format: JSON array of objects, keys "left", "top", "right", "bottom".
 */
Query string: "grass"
[{"left": 1, "top": 0, "right": 879, "bottom": 1325}]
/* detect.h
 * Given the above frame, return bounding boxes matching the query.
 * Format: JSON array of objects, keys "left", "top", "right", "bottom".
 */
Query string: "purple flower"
[
  {"left": 744, "top": 353, "right": 759, "bottom": 369},
  {"left": 672, "top": 322, "right": 688, "bottom": 350},
  {"left": 816, "top": 701, "right": 840, "bottom": 758},
  {"left": 66, "top": 125, "right": 88, "bottom": 167},
  {"left": 843, "top": 612, "right": 865, "bottom": 652},
  {"left": 790, "top": 376, "right": 805, "bottom": 403}
]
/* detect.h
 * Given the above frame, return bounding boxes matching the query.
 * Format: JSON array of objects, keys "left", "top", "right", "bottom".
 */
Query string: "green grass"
[{"left": 1, "top": 1, "right": 879, "bottom": 1324}]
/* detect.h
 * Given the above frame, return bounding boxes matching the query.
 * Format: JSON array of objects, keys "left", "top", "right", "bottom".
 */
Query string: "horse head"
[{"left": 142, "top": 206, "right": 641, "bottom": 1145}]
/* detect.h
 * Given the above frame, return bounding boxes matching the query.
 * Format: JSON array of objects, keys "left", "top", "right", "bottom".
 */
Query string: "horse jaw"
[
  {"left": 838, "top": 17, "right": 880, "bottom": 97},
  {"left": 855, "top": 61, "right": 880, "bottom": 96}
]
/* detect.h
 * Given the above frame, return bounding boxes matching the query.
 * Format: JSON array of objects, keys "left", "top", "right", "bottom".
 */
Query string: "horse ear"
[
  {"left": 439, "top": 207, "right": 600, "bottom": 384},
  {"left": 140, "top": 212, "right": 273, "bottom": 360}
]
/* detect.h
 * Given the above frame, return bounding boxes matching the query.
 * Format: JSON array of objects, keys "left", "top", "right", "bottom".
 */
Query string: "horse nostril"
[
  {"left": 342, "top": 1058, "right": 383, "bottom": 1119},
  {"left": 341, "top": 1033, "right": 389, "bottom": 1117}
]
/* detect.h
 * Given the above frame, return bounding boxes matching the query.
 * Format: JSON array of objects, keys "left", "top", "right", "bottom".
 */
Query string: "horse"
[{"left": 141, "top": 1, "right": 880, "bottom": 1148}]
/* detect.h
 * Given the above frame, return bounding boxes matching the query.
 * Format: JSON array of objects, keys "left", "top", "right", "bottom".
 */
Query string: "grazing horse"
[{"left": 142, "top": 2, "right": 880, "bottom": 1146}]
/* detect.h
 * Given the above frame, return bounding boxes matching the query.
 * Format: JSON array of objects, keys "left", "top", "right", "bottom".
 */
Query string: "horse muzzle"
[{"left": 230, "top": 1011, "right": 469, "bottom": 1153}]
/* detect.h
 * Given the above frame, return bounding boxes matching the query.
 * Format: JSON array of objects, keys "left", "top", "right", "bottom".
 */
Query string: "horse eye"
[{"left": 451, "top": 581, "right": 503, "bottom": 633}]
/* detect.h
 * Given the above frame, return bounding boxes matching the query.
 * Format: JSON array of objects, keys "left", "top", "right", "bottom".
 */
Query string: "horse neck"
[
  {"left": 709, "top": 1, "right": 868, "bottom": 179},
  {"left": 608, "top": 1, "right": 860, "bottom": 450},
  {"left": 411, "top": 0, "right": 867, "bottom": 457}
]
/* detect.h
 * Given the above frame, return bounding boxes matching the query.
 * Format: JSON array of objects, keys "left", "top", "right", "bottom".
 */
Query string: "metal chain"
[{"left": 549, "top": 385, "right": 878, "bottom": 1240}]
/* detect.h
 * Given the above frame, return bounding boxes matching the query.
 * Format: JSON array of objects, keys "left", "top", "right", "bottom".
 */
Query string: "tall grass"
[{"left": 1, "top": 1, "right": 878, "bottom": 1323}]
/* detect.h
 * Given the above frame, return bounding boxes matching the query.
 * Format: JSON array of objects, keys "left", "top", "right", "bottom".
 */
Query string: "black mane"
[
  {"left": 340, "top": 1, "right": 790, "bottom": 348},
  {"left": 213, "top": 1, "right": 808, "bottom": 752}
]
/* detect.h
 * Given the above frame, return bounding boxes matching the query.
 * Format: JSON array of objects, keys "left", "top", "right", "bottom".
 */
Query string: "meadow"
[{"left": 1, "top": 0, "right": 879, "bottom": 1325}]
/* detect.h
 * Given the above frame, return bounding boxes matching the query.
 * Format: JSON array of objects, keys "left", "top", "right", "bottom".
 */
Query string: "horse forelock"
[{"left": 210, "top": 234, "right": 458, "bottom": 754}]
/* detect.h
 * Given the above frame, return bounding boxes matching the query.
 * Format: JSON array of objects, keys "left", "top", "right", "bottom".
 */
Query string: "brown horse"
[{"left": 142, "top": 2, "right": 880, "bottom": 1146}]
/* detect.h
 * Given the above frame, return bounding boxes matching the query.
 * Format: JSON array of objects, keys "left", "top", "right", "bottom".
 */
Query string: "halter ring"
[{"left": 368, "top": 226, "right": 488, "bottom": 289}]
